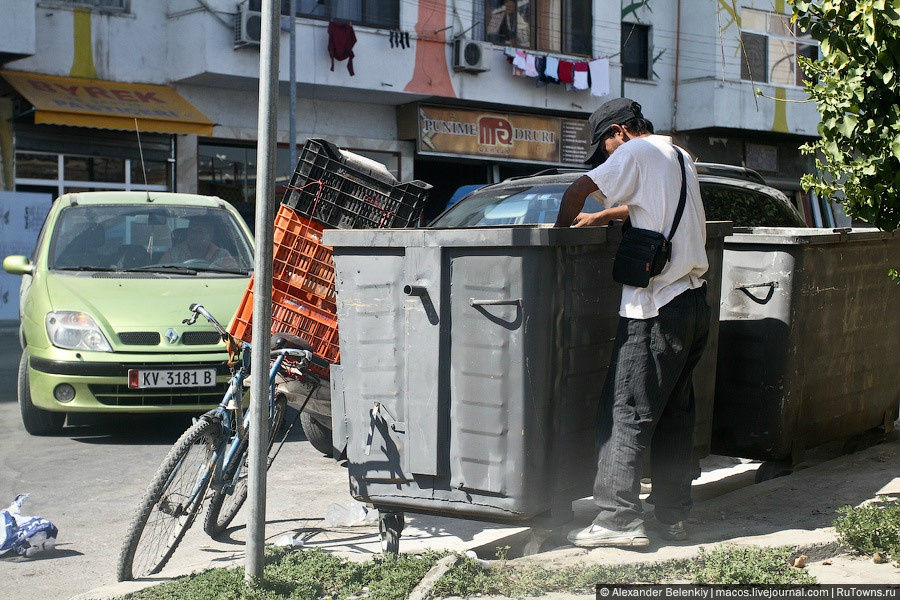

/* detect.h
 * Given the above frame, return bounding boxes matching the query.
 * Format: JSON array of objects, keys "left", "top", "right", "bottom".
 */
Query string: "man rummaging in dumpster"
[{"left": 554, "top": 98, "right": 710, "bottom": 548}]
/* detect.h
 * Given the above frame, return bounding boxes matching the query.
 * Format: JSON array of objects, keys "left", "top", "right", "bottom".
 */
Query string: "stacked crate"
[{"left": 228, "top": 139, "right": 431, "bottom": 379}]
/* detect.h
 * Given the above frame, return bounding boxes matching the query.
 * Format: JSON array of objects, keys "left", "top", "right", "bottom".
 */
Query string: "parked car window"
[
  {"left": 431, "top": 183, "right": 603, "bottom": 228},
  {"left": 49, "top": 206, "right": 253, "bottom": 272},
  {"left": 700, "top": 183, "right": 806, "bottom": 227}
]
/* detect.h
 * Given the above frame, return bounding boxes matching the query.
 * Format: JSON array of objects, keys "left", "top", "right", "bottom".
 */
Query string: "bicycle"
[{"left": 116, "top": 303, "right": 328, "bottom": 581}]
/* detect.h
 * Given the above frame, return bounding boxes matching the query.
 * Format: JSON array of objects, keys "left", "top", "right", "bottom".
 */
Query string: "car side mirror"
[{"left": 3, "top": 255, "right": 34, "bottom": 275}]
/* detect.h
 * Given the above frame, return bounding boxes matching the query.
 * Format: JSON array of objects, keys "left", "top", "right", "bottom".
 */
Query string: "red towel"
[
  {"left": 558, "top": 60, "right": 574, "bottom": 83},
  {"left": 328, "top": 21, "right": 357, "bottom": 76}
]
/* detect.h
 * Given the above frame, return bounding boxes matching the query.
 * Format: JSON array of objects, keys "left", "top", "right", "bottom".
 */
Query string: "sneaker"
[
  {"left": 566, "top": 522, "right": 650, "bottom": 548},
  {"left": 645, "top": 514, "right": 687, "bottom": 541}
]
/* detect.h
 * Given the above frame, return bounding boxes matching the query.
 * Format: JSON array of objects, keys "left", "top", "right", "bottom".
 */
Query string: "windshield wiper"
[
  {"left": 191, "top": 266, "right": 252, "bottom": 275},
  {"left": 126, "top": 264, "right": 198, "bottom": 275},
  {"left": 54, "top": 266, "right": 121, "bottom": 272}
]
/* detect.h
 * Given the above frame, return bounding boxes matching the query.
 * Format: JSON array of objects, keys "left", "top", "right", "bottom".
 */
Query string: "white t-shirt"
[{"left": 586, "top": 134, "right": 708, "bottom": 319}]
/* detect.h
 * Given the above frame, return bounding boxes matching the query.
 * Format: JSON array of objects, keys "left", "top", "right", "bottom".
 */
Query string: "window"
[
  {"left": 621, "top": 22, "right": 650, "bottom": 80},
  {"left": 50, "top": 0, "right": 129, "bottom": 12},
  {"left": 14, "top": 151, "right": 169, "bottom": 197},
  {"left": 197, "top": 143, "right": 257, "bottom": 225},
  {"left": 739, "top": 8, "right": 818, "bottom": 86},
  {"left": 700, "top": 183, "right": 807, "bottom": 228},
  {"left": 287, "top": 0, "right": 399, "bottom": 29},
  {"left": 482, "top": 0, "right": 592, "bottom": 56}
]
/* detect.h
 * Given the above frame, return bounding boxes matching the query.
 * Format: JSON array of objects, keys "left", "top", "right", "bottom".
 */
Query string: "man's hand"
[
  {"left": 555, "top": 175, "right": 600, "bottom": 227},
  {"left": 572, "top": 212, "right": 604, "bottom": 227},
  {"left": 571, "top": 205, "right": 629, "bottom": 227}
]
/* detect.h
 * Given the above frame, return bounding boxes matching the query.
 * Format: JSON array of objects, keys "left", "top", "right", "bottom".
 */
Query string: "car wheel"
[
  {"left": 17, "top": 352, "right": 65, "bottom": 436},
  {"left": 300, "top": 410, "right": 333, "bottom": 456}
]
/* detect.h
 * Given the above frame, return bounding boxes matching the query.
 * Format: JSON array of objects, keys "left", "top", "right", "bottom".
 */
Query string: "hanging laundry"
[
  {"left": 535, "top": 55, "right": 549, "bottom": 85},
  {"left": 589, "top": 58, "right": 610, "bottom": 97},
  {"left": 328, "top": 21, "right": 357, "bottom": 75},
  {"left": 512, "top": 50, "right": 528, "bottom": 71},
  {"left": 558, "top": 60, "right": 574, "bottom": 84},
  {"left": 573, "top": 62, "right": 589, "bottom": 90},
  {"left": 404, "top": 31, "right": 410, "bottom": 48},
  {"left": 524, "top": 54, "right": 539, "bottom": 77},
  {"left": 544, "top": 56, "right": 560, "bottom": 82},
  {"left": 504, "top": 47, "right": 517, "bottom": 61}
]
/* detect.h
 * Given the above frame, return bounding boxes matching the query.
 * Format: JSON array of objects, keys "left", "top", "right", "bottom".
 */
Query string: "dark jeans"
[{"left": 592, "top": 284, "right": 710, "bottom": 529}]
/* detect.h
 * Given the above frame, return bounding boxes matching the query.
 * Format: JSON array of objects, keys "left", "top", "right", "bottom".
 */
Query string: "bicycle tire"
[
  {"left": 203, "top": 394, "right": 287, "bottom": 536},
  {"left": 117, "top": 415, "right": 222, "bottom": 581}
]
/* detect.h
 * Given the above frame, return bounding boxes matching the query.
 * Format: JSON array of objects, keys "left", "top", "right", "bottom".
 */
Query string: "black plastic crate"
[{"left": 282, "top": 139, "right": 431, "bottom": 229}]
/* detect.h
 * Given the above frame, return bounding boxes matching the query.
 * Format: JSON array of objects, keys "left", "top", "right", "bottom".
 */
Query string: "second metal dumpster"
[
  {"left": 325, "top": 222, "right": 731, "bottom": 531},
  {"left": 713, "top": 227, "right": 900, "bottom": 467}
]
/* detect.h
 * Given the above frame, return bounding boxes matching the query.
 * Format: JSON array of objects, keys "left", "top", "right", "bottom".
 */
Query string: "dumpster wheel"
[{"left": 378, "top": 511, "right": 404, "bottom": 555}]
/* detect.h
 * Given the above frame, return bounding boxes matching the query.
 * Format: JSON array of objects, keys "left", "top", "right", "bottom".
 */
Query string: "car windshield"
[
  {"left": 48, "top": 205, "right": 253, "bottom": 273},
  {"left": 430, "top": 183, "right": 603, "bottom": 227}
]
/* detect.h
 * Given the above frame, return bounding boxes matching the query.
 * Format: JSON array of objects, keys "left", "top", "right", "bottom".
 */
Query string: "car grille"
[
  {"left": 118, "top": 332, "right": 161, "bottom": 345},
  {"left": 181, "top": 331, "right": 222, "bottom": 345},
  {"left": 89, "top": 382, "right": 229, "bottom": 407}
]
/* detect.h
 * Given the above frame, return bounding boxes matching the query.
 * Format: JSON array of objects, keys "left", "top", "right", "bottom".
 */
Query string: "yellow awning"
[{"left": 1, "top": 71, "right": 214, "bottom": 136}]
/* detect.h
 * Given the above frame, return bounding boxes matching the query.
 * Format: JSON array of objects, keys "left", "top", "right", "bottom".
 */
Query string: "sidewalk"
[{"left": 75, "top": 432, "right": 899, "bottom": 599}]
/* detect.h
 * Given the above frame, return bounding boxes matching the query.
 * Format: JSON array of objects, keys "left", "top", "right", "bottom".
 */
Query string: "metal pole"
[
  {"left": 246, "top": 0, "right": 279, "bottom": 583},
  {"left": 289, "top": 0, "right": 297, "bottom": 172}
]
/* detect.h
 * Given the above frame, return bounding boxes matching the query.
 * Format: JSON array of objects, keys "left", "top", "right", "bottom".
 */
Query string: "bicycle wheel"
[
  {"left": 117, "top": 415, "right": 222, "bottom": 581},
  {"left": 203, "top": 394, "right": 287, "bottom": 536}
]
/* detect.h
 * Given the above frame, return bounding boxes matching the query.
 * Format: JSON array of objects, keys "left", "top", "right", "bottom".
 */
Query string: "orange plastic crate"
[
  {"left": 271, "top": 207, "right": 336, "bottom": 312},
  {"left": 229, "top": 279, "right": 339, "bottom": 379}
]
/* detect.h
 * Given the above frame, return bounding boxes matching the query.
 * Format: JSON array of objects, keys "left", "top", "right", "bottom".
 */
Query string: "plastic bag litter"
[
  {"left": 1, "top": 494, "right": 58, "bottom": 557},
  {"left": 323, "top": 501, "right": 378, "bottom": 528}
]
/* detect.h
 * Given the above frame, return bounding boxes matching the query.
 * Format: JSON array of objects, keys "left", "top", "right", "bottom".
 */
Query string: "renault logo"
[{"left": 165, "top": 328, "right": 180, "bottom": 344}]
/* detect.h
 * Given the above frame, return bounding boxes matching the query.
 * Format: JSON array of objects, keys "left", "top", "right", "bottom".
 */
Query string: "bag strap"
[{"left": 667, "top": 148, "right": 688, "bottom": 242}]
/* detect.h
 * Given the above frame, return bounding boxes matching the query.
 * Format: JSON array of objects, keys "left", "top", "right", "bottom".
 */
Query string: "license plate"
[{"left": 127, "top": 368, "right": 216, "bottom": 389}]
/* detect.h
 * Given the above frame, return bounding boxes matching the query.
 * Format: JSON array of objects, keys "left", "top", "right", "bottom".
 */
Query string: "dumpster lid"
[
  {"left": 324, "top": 221, "right": 733, "bottom": 248},
  {"left": 725, "top": 227, "right": 894, "bottom": 246}
]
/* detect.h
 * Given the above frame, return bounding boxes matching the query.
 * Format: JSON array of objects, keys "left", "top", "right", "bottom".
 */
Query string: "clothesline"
[{"left": 504, "top": 47, "right": 611, "bottom": 97}]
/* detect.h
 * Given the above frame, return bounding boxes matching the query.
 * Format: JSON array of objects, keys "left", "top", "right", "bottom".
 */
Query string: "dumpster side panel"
[
  {"left": 714, "top": 231, "right": 900, "bottom": 461},
  {"left": 334, "top": 249, "right": 412, "bottom": 489},
  {"left": 791, "top": 238, "right": 900, "bottom": 449},
  {"left": 448, "top": 249, "right": 555, "bottom": 517},
  {"left": 713, "top": 246, "right": 797, "bottom": 460}
]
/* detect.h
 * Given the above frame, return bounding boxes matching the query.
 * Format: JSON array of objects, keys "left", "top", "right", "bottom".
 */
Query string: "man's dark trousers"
[{"left": 592, "top": 284, "right": 710, "bottom": 529}]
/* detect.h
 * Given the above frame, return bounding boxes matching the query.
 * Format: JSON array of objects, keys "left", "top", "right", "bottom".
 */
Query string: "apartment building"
[{"left": 0, "top": 0, "right": 820, "bottom": 222}]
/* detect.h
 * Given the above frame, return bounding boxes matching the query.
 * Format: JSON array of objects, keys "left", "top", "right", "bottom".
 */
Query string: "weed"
[
  {"left": 833, "top": 497, "right": 900, "bottom": 562},
  {"left": 691, "top": 545, "right": 816, "bottom": 585}
]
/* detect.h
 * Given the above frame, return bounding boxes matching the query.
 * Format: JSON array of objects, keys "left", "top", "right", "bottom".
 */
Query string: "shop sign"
[{"left": 417, "top": 106, "right": 589, "bottom": 166}]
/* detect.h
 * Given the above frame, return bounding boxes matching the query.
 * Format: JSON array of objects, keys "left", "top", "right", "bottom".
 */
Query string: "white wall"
[{"left": 0, "top": 0, "right": 37, "bottom": 58}]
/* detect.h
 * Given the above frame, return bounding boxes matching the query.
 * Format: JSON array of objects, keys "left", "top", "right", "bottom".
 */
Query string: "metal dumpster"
[
  {"left": 713, "top": 227, "right": 900, "bottom": 466},
  {"left": 324, "top": 222, "right": 731, "bottom": 534}
]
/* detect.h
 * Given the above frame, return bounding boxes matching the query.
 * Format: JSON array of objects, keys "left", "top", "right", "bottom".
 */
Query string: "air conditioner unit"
[
  {"left": 234, "top": 0, "right": 262, "bottom": 48},
  {"left": 452, "top": 38, "right": 489, "bottom": 73}
]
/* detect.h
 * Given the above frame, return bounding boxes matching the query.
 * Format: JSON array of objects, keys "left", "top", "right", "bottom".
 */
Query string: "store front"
[
  {"left": 1, "top": 70, "right": 213, "bottom": 198},
  {"left": 400, "top": 104, "right": 591, "bottom": 221}
]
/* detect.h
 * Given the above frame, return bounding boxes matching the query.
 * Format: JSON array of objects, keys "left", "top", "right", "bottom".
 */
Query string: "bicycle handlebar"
[
  {"left": 183, "top": 303, "right": 229, "bottom": 339},
  {"left": 185, "top": 304, "right": 331, "bottom": 371}
]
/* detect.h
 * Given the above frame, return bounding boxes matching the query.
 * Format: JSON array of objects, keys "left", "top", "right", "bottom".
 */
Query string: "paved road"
[{"left": 0, "top": 333, "right": 516, "bottom": 600}]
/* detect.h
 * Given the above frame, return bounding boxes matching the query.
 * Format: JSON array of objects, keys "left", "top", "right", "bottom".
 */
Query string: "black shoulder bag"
[{"left": 611, "top": 149, "right": 687, "bottom": 288}]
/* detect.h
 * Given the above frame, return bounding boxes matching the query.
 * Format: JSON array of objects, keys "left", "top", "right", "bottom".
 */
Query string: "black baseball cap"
[{"left": 585, "top": 97, "right": 644, "bottom": 164}]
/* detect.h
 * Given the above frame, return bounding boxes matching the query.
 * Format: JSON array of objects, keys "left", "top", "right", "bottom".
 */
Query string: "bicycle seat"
[{"left": 271, "top": 332, "right": 314, "bottom": 353}]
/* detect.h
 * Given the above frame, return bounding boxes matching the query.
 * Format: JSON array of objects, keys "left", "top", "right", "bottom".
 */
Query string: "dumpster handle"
[
  {"left": 735, "top": 281, "right": 779, "bottom": 304},
  {"left": 470, "top": 298, "right": 522, "bottom": 307}
]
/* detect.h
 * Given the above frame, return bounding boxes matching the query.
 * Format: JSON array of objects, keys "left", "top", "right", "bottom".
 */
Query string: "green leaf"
[{"left": 891, "top": 136, "right": 900, "bottom": 160}]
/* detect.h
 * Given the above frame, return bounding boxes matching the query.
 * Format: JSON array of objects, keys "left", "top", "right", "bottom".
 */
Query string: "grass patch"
[
  {"left": 833, "top": 497, "right": 900, "bottom": 561},
  {"left": 122, "top": 548, "right": 446, "bottom": 600},
  {"left": 121, "top": 543, "right": 817, "bottom": 599},
  {"left": 691, "top": 545, "right": 816, "bottom": 585}
]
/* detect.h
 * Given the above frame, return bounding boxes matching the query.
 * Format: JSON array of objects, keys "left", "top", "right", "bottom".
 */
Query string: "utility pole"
[
  {"left": 289, "top": 0, "right": 297, "bottom": 171},
  {"left": 246, "top": 0, "right": 279, "bottom": 583}
]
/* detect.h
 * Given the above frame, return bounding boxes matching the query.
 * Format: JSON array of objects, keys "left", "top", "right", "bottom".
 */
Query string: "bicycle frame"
[{"left": 166, "top": 303, "right": 312, "bottom": 516}]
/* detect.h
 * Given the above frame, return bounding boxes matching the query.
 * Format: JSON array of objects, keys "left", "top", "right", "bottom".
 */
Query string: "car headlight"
[{"left": 46, "top": 311, "right": 112, "bottom": 352}]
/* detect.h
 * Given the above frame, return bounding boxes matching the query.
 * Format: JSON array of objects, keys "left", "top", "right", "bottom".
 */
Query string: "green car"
[{"left": 3, "top": 192, "right": 254, "bottom": 435}]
